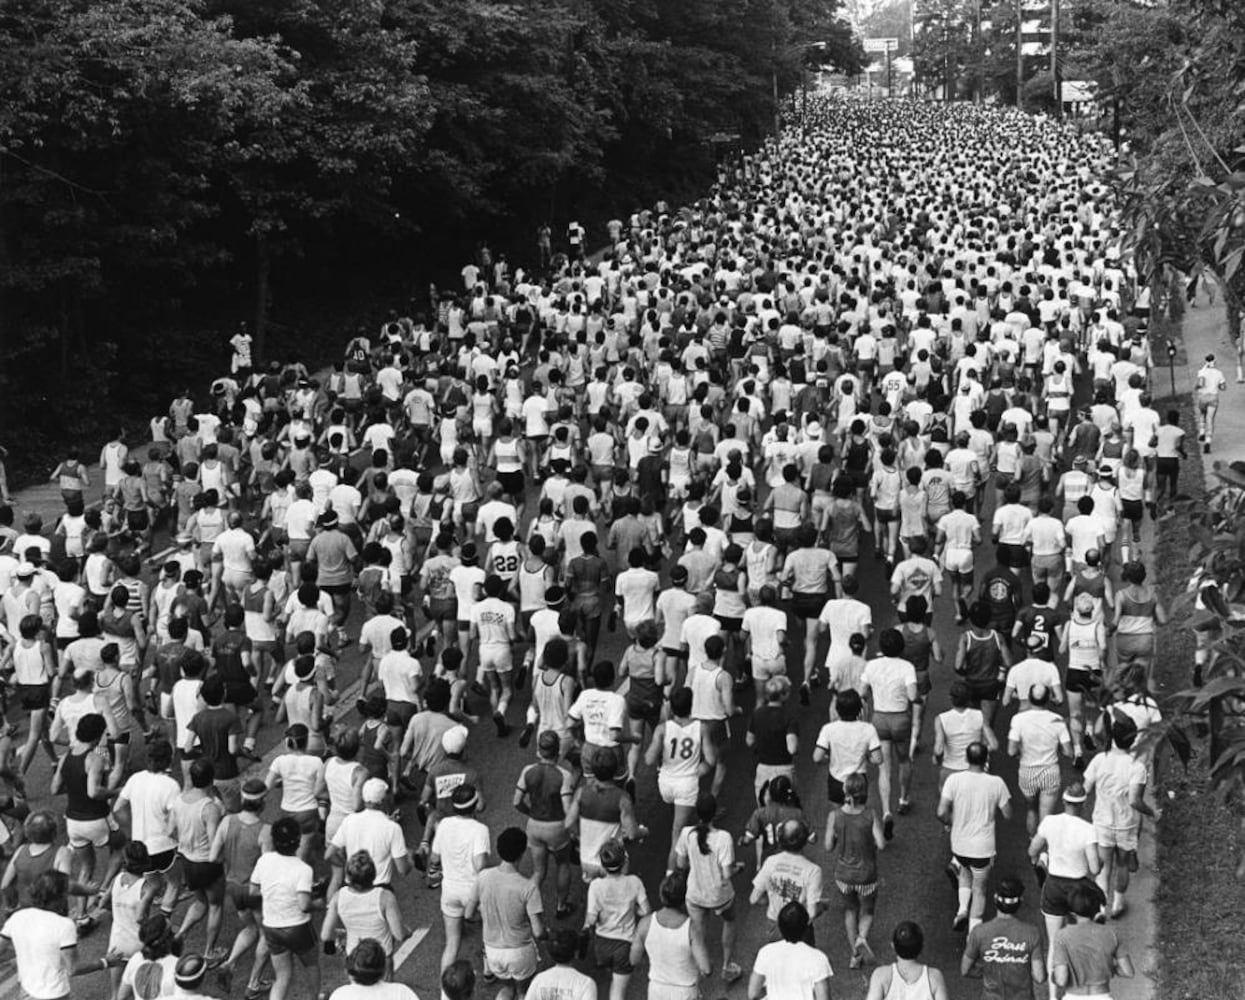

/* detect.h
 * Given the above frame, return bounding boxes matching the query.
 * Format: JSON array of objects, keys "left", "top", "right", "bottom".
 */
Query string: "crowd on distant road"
[{"left": 0, "top": 95, "right": 1194, "bottom": 1000}]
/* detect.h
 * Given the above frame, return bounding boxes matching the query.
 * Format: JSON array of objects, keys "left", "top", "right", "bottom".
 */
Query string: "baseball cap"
[
  {"left": 441, "top": 725, "right": 469, "bottom": 755},
  {"left": 15, "top": 562, "right": 35, "bottom": 579},
  {"left": 362, "top": 778, "right": 389, "bottom": 805},
  {"left": 1025, "top": 632, "right": 1045, "bottom": 651}
]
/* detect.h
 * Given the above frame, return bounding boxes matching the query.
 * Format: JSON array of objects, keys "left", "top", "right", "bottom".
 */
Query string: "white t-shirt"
[
  {"left": 1036, "top": 812, "right": 1098, "bottom": 879},
  {"left": 331, "top": 983, "right": 419, "bottom": 1000},
  {"left": 378, "top": 650, "right": 423, "bottom": 705},
  {"left": 330, "top": 811, "right": 409, "bottom": 885},
  {"left": 861, "top": 656, "right": 917, "bottom": 713},
  {"left": 1005, "top": 658, "right": 1062, "bottom": 703},
  {"left": 814, "top": 720, "right": 881, "bottom": 783},
  {"left": 614, "top": 568, "right": 660, "bottom": 626},
  {"left": 252, "top": 851, "right": 314, "bottom": 928},
  {"left": 569, "top": 689, "right": 626, "bottom": 746},
  {"left": 942, "top": 770, "right": 1011, "bottom": 858},
  {"left": 1007, "top": 709, "right": 1069, "bottom": 768},
  {"left": 753, "top": 939, "right": 834, "bottom": 1000},
  {"left": 526, "top": 965, "right": 596, "bottom": 1000},
  {"left": 1026, "top": 515, "right": 1067, "bottom": 557},
  {"left": 992, "top": 504, "right": 1032, "bottom": 544},
  {"left": 118, "top": 770, "right": 181, "bottom": 854},
  {"left": 431, "top": 815, "right": 490, "bottom": 888},
  {"left": 819, "top": 597, "right": 872, "bottom": 667},
  {"left": 742, "top": 605, "right": 786, "bottom": 661},
  {"left": 268, "top": 752, "right": 325, "bottom": 813},
  {"left": 121, "top": 952, "right": 179, "bottom": 999},
  {"left": 1084, "top": 749, "right": 1147, "bottom": 830},
  {"left": 470, "top": 597, "right": 516, "bottom": 646},
  {"left": 1, "top": 907, "right": 77, "bottom": 1000},
  {"left": 212, "top": 527, "right": 255, "bottom": 574}
]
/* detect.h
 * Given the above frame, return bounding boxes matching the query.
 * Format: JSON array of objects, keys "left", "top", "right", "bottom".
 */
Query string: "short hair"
[
  {"left": 271, "top": 816, "right": 302, "bottom": 855},
  {"left": 440, "top": 959, "right": 476, "bottom": 1000},
  {"left": 547, "top": 928, "right": 580, "bottom": 964},
  {"left": 777, "top": 900, "right": 811, "bottom": 943},
  {"left": 497, "top": 827, "right": 528, "bottom": 864},
  {"left": 346, "top": 851, "right": 377, "bottom": 889},
  {"left": 836, "top": 688, "right": 863, "bottom": 721},
  {"left": 892, "top": 920, "right": 925, "bottom": 960}
]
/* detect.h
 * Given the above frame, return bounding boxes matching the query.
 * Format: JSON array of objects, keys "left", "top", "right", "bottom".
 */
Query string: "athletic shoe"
[
  {"left": 494, "top": 712, "right": 509, "bottom": 738},
  {"left": 518, "top": 723, "right": 534, "bottom": 748},
  {"left": 883, "top": 814, "right": 895, "bottom": 841},
  {"left": 953, "top": 911, "right": 968, "bottom": 932}
]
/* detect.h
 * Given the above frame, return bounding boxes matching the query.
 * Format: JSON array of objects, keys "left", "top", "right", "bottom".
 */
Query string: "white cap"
[
  {"left": 441, "top": 725, "right": 469, "bottom": 755},
  {"left": 362, "top": 778, "right": 389, "bottom": 804}
]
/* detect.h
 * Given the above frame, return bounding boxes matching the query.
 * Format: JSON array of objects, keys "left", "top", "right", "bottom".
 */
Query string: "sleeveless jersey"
[{"left": 661, "top": 719, "right": 703, "bottom": 780}]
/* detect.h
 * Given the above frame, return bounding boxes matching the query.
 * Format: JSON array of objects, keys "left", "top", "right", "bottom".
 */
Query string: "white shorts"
[
  {"left": 440, "top": 881, "right": 479, "bottom": 918},
  {"left": 752, "top": 656, "right": 786, "bottom": 682},
  {"left": 658, "top": 773, "right": 700, "bottom": 808},
  {"left": 67, "top": 816, "right": 116, "bottom": 849},
  {"left": 943, "top": 547, "right": 974, "bottom": 575},
  {"left": 648, "top": 984, "right": 700, "bottom": 1000},
  {"left": 479, "top": 642, "right": 513, "bottom": 674},
  {"left": 1096, "top": 825, "right": 1139, "bottom": 852},
  {"left": 484, "top": 943, "right": 538, "bottom": 982}
]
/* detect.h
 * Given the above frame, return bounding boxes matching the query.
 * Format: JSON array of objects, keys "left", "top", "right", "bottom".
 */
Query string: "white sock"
[{"left": 957, "top": 888, "right": 971, "bottom": 912}]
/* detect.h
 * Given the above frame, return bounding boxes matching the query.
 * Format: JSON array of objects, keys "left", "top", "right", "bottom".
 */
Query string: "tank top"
[
  {"left": 884, "top": 963, "right": 935, "bottom": 1000},
  {"left": 661, "top": 719, "right": 703, "bottom": 780},
  {"left": 534, "top": 672, "right": 574, "bottom": 737},
  {"left": 939, "top": 708, "right": 983, "bottom": 771},
  {"left": 645, "top": 914, "right": 699, "bottom": 989},
  {"left": 494, "top": 438, "right": 521, "bottom": 473},
  {"left": 63, "top": 749, "right": 109, "bottom": 820},
  {"left": 900, "top": 626, "right": 933, "bottom": 673},
  {"left": 336, "top": 886, "right": 394, "bottom": 953},
  {"left": 518, "top": 561, "right": 550, "bottom": 613},
  {"left": 325, "top": 756, "right": 365, "bottom": 823},
  {"left": 1117, "top": 587, "right": 1156, "bottom": 635},
  {"left": 284, "top": 684, "right": 321, "bottom": 744},
  {"left": 10, "top": 845, "right": 58, "bottom": 907},
  {"left": 110, "top": 872, "right": 149, "bottom": 954},
  {"left": 358, "top": 721, "right": 390, "bottom": 779},
  {"left": 828, "top": 500, "right": 861, "bottom": 555},
  {"left": 961, "top": 630, "right": 1004, "bottom": 685},
  {"left": 489, "top": 540, "right": 521, "bottom": 585},
  {"left": 1071, "top": 570, "right": 1107, "bottom": 611},
  {"left": 668, "top": 446, "right": 692, "bottom": 483},
  {"left": 242, "top": 583, "right": 276, "bottom": 641},
  {"left": 690, "top": 665, "right": 728, "bottom": 721},
  {"left": 744, "top": 542, "right": 776, "bottom": 590},
  {"left": 832, "top": 808, "right": 878, "bottom": 884},
  {"left": 200, "top": 462, "right": 226, "bottom": 497},
  {"left": 61, "top": 514, "right": 87, "bottom": 557},
  {"left": 1118, "top": 464, "right": 1145, "bottom": 502},
  {"left": 218, "top": 814, "right": 264, "bottom": 884},
  {"left": 94, "top": 669, "right": 134, "bottom": 732},
  {"left": 195, "top": 507, "right": 224, "bottom": 544},
  {"left": 1066, "top": 617, "right": 1101, "bottom": 672},
  {"left": 170, "top": 794, "right": 216, "bottom": 862},
  {"left": 12, "top": 641, "right": 51, "bottom": 686}
]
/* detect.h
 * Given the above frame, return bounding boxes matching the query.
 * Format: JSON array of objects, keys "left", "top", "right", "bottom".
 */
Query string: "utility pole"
[
  {"left": 973, "top": 0, "right": 983, "bottom": 103},
  {"left": 1050, "top": 0, "right": 1061, "bottom": 117}
]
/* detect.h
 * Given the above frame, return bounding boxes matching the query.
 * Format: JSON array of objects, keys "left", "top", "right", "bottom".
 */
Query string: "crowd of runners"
[{"left": 0, "top": 97, "right": 1193, "bottom": 1000}]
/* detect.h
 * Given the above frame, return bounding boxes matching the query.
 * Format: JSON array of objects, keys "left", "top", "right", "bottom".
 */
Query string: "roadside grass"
[{"left": 1151, "top": 384, "right": 1245, "bottom": 1000}]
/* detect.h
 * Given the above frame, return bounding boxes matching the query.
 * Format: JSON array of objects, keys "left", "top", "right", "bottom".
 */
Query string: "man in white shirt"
[
  {"left": 816, "top": 576, "right": 873, "bottom": 696},
  {"left": 1007, "top": 684, "right": 1073, "bottom": 836},
  {"left": 812, "top": 689, "right": 882, "bottom": 818},
  {"left": 1003, "top": 640, "right": 1064, "bottom": 710},
  {"left": 613, "top": 549, "right": 661, "bottom": 636},
  {"left": 1025, "top": 496, "right": 1068, "bottom": 591},
  {"left": 470, "top": 575, "right": 518, "bottom": 737},
  {"left": 935, "top": 491, "right": 981, "bottom": 623},
  {"left": 1194, "top": 353, "right": 1228, "bottom": 451},
  {"left": 210, "top": 511, "right": 255, "bottom": 606},
  {"left": 937, "top": 742, "right": 1012, "bottom": 932},
  {"left": 327, "top": 777, "right": 412, "bottom": 895},
  {"left": 568, "top": 660, "right": 630, "bottom": 778},
  {"left": 1027, "top": 782, "right": 1102, "bottom": 987},
  {"left": 741, "top": 586, "right": 787, "bottom": 682},
  {"left": 860, "top": 629, "right": 918, "bottom": 837},
  {"left": 749, "top": 901, "right": 833, "bottom": 1000}
]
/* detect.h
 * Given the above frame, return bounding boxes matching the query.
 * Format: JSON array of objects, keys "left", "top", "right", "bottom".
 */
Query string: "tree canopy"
[{"left": 0, "top": 0, "right": 864, "bottom": 480}]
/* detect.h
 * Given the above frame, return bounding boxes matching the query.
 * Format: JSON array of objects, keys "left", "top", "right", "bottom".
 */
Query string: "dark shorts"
[
  {"left": 263, "top": 921, "right": 317, "bottom": 956},
  {"left": 625, "top": 684, "right": 662, "bottom": 725},
  {"left": 428, "top": 596, "right": 457, "bottom": 622},
  {"left": 826, "top": 774, "right": 846, "bottom": 805},
  {"left": 181, "top": 858, "right": 224, "bottom": 893},
  {"left": 872, "top": 710, "right": 912, "bottom": 743},
  {"left": 774, "top": 526, "right": 800, "bottom": 551},
  {"left": 497, "top": 471, "right": 525, "bottom": 497},
  {"left": 966, "top": 679, "right": 1001, "bottom": 706},
  {"left": 146, "top": 848, "right": 178, "bottom": 875},
  {"left": 126, "top": 508, "right": 151, "bottom": 531},
  {"left": 791, "top": 591, "right": 828, "bottom": 620},
  {"left": 226, "top": 682, "right": 257, "bottom": 707},
  {"left": 954, "top": 854, "right": 994, "bottom": 870},
  {"left": 1000, "top": 542, "right": 1030, "bottom": 568},
  {"left": 1065, "top": 669, "right": 1100, "bottom": 695},
  {"left": 283, "top": 808, "right": 321, "bottom": 836},
  {"left": 385, "top": 699, "right": 418, "bottom": 729},
  {"left": 699, "top": 718, "right": 729, "bottom": 749},
  {"left": 321, "top": 583, "right": 351, "bottom": 597},
  {"left": 593, "top": 935, "right": 633, "bottom": 975},
  {"left": 714, "top": 615, "right": 742, "bottom": 634},
  {"left": 876, "top": 507, "right": 898, "bottom": 523},
  {"left": 915, "top": 669, "right": 932, "bottom": 698},
  {"left": 228, "top": 880, "right": 255, "bottom": 913},
  {"left": 17, "top": 683, "right": 51, "bottom": 712},
  {"left": 1156, "top": 457, "right": 1179, "bottom": 480},
  {"left": 1121, "top": 498, "right": 1144, "bottom": 522},
  {"left": 1041, "top": 874, "right": 1103, "bottom": 917}
]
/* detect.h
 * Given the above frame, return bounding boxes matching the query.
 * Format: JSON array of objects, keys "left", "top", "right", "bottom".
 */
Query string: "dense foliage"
[{"left": 0, "top": 0, "right": 864, "bottom": 481}]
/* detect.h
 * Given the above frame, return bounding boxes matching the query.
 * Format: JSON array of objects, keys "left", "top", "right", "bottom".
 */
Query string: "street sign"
[{"left": 863, "top": 37, "right": 899, "bottom": 53}]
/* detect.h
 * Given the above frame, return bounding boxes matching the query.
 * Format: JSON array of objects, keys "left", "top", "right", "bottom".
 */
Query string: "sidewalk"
[{"left": 1177, "top": 294, "right": 1245, "bottom": 475}]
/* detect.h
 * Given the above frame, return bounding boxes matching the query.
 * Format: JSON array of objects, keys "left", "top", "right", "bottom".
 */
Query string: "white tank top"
[
  {"left": 518, "top": 562, "right": 549, "bottom": 612},
  {"left": 324, "top": 756, "right": 365, "bottom": 821},
  {"left": 690, "top": 666, "right": 727, "bottom": 722},
  {"left": 645, "top": 913, "right": 699, "bottom": 988},
  {"left": 938, "top": 708, "right": 982, "bottom": 772},
  {"left": 489, "top": 540, "right": 521, "bottom": 583},
  {"left": 1067, "top": 618, "right": 1101, "bottom": 673},
  {"left": 494, "top": 438, "right": 521, "bottom": 473},
  {"left": 533, "top": 671, "right": 574, "bottom": 737},
  {"left": 660, "top": 719, "right": 703, "bottom": 780},
  {"left": 13, "top": 641, "right": 50, "bottom": 686},
  {"left": 884, "top": 963, "right": 935, "bottom": 1000}
]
